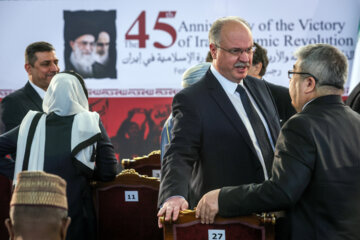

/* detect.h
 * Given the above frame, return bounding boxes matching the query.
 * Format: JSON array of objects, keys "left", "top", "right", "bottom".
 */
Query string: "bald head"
[{"left": 209, "top": 16, "right": 254, "bottom": 83}]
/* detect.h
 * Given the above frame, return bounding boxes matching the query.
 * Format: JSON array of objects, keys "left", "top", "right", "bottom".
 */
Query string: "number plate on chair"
[
  {"left": 152, "top": 169, "right": 161, "bottom": 178},
  {"left": 208, "top": 229, "right": 225, "bottom": 240},
  {"left": 125, "top": 191, "right": 139, "bottom": 202}
]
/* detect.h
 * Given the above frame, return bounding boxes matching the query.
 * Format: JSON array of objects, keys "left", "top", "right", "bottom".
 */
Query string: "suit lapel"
[
  {"left": 24, "top": 82, "right": 43, "bottom": 111},
  {"left": 244, "top": 77, "right": 280, "bottom": 143},
  {"left": 205, "top": 71, "right": 258, "bottom": 156}
]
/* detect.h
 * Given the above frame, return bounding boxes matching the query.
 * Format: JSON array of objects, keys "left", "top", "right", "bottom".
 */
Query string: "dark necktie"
[{"left": 236, "top": 85, "right": 273, "bottom": 177}]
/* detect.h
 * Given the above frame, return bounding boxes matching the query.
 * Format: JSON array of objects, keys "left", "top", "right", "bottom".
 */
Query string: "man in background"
[
  {"left": 248, "top": 42, "right": 295, "bottom": 125},
  {"left": 5, "top": 171, "right": 71, "bottom": 240},
  {"left": 346, "top": 81, "right": 360, "bottom": 114},
  {"left": 93, "top": 30, "right": 116, "bottom": 78},
  {"left": 158, "top": 16, "right": 280, "bottom": 226},
  {"left": 68, "top": 31, "right": 97, "bottom": 78},
  {"left": 196, "top": 43, "right": 360, "bottom": 240},
  {"left": 1, "top": 41, "right": 59, "bottom": 132},
  {"left": 95, "top": 31, "right": 110, "bottom": 66}
]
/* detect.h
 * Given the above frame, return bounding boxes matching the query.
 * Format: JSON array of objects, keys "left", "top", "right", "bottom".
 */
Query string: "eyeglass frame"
[
  {"left": 288, "top": 71, "right": 318, "bottom": 82},
  {"left": 215, "top": 44, "right": 256, "bottom": 56},
  {"left": 288, "top": 70, "right": 343, "bottom": 89}
]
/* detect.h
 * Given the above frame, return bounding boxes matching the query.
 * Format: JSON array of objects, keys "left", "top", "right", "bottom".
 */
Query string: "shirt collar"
[
  {"left": 28, "top": 80, "right": 46, "bottom": 99},
  {"left": 210, "top": 65, "right": 244, "bottom": 94}
]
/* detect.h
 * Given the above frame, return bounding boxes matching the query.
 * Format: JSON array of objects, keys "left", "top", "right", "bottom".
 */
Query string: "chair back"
[
  {"left": 161, "top": 210, "right": 275, "bottom": 240},
  {"left": 92, "top": 169, "right": 162, "bottom": 240},
  {"left": 121, "top": 150, "right": 161, "bottom": 178}
]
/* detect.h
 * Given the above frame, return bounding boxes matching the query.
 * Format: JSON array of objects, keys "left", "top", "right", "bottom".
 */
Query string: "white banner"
[{"left": 0, "top": 0, "right": 359, "bottom": 97}]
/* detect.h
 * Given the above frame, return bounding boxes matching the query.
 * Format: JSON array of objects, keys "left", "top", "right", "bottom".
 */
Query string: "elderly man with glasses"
[
  {"left": 196, "top": 43, "right": 360, "bottom": 240},
  {"left": 158, "top": 16, "right": 281, "bottom": 229}
]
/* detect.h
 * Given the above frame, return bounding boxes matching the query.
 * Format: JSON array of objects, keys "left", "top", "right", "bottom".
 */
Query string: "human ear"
[
  {"left": 60, "top": 217, "right": 71, "bottom": 240},
  {"left": 5, "top": 218, "right": 15, "bottom": 240}
]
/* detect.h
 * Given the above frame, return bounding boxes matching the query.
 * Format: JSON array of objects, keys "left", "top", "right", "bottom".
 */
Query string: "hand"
[
  {"left": 195, "top": 189, "right": 220, "bottom": 224},
  {"left": 157, "top": 196, "right": 189, "bottom": 228}
]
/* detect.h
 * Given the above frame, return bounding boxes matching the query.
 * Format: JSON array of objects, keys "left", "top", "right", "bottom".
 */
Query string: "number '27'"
[{"left": 125, "top": 11, "right": 177, "bottom": 49}]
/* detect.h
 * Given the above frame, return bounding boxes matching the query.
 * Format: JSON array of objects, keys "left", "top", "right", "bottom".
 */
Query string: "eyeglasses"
[
  {"left": 215, "top": 44, "right": 255, "bottom": 56},
  {"left": 288, "top": 71, "right": 318, "bottom": 82}
]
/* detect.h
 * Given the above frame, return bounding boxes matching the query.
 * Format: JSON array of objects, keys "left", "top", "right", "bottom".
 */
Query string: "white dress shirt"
[{"left": 210, "top": 65, "right": 274, "bottom": 180}]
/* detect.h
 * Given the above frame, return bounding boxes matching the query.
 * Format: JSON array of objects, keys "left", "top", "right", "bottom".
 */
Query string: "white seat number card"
[
  {"left": 125, "top": 191, "right": 139, "bottom": 202},
  {"left": 208, "top": 229, "right": 225, "bottom": 240},
  {"left": 152, "top": 169, "right": 161, "bottom": 178}
]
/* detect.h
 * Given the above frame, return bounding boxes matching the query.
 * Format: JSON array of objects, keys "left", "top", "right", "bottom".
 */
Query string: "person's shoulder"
[
  {"left": 2, "top": 84, "right": 27, "bottom": 103},
  {"left": 245, "top": 75, "right": 263, "bottom": 84},
  {"left": 280, "top": 113, "right": 310, "bottom": 137},
  {"left": 5, "top": 84, "right": 27, "bottom": 96}
]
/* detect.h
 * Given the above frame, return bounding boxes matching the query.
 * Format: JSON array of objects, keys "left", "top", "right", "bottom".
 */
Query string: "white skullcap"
[{"left": 182, "top": 62, "right": 211, "bottom": 88}]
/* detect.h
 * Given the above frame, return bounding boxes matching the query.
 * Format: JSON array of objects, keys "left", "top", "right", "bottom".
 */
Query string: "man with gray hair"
[
  {"left": 196, "top": 43, "right": 360, "bottom": 239},
  {"left": 160, "top": 62, "right": 211, "bottom": 162},
  {"left": 158, "top": 16, "right": 281, "bottom": 227}
]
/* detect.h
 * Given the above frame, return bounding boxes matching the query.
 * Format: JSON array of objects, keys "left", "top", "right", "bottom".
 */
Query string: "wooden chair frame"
[
  {"left": 91, "top": 169, "right": 161, "bottom": 240},
  {"left": 160, "top": 210, "right": 275, "bottom": 240},
  {"left": 121, "top": 150, "right": 161, "bottom": 177}
]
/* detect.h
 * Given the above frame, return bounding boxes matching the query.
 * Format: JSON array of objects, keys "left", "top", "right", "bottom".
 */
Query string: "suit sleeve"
[
  {"left": 1, "top": 96, "right": 28, "bottom": 132},
  {"left": 93, "top": 121, "right": 117, "bottom": 181},
  {"left": 0, "top": 127, "right": 18, "bottom": 179},
  {"left": 158, "top": 91, "right": 201, "bottom": 207},
  {"left": 218, "top": 116, "right": 315, "bottom": 216}
]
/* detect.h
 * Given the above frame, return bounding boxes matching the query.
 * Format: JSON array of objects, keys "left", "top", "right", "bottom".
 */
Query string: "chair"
[
  {"left": 0, "top": 174, "right": 12, "bottom": 240},
  {"left": 121, "top": 150, "right": 161, "bottom": 178},
  {"left": 160, "top": 210, "right": 275, "bottom": 240},
  {"left": 92, "top": 169, "right": 162, "bottom": 240}
]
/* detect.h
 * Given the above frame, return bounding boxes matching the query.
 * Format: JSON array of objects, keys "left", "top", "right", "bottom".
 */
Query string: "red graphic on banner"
[
  {"left": 89, "top": 98, "right": 172, "bottom": 161},
  {"left": 0, "top": 97, "right": 173, "bottom": 161}
]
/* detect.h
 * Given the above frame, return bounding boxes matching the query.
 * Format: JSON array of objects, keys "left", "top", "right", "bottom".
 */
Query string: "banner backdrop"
[{"left": 0, "top": 0, "right": 359, "bottom": 160}]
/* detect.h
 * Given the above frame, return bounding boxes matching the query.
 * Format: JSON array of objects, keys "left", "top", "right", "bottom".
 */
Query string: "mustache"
[{"left": 234, "top": 62, "right": 250, "bottom": 68}]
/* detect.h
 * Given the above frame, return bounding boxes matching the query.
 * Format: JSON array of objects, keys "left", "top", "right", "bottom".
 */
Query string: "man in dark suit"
[
  {"left": 158, "top": 16, "right": 281, "bottom": 226},
  {"left": 346, "top": 81, "right": 360, "bottom": 114},
  {"left": 1, "top": 41, "right": 59, "bottom": 132},
  {"left": 196, "top": 44, "right": 360, "bottom": 240},
  {"left": 248, "top": 42, "right": 296, "bottom": 125}
]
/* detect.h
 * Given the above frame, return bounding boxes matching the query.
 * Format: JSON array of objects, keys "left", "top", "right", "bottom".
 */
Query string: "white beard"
[
  {"left": 70, "top": 47, "right": 95, "bottom": 76},
  {"left": 95, "top": 51, "right": 109, "bottom": 65}
]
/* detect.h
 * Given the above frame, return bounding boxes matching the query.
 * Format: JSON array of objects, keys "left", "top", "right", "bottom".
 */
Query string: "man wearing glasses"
[
  {"left": 158, "top": 16, "right": 281, "bottom": 227},
  {"left": 196, "top": 43, "right": 360, "bottom": 240}
]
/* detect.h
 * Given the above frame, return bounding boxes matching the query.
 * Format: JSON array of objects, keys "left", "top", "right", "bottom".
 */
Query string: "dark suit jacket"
[
  {"left": 265, "top": 81, "right": 296, "bottom": 125},
  {"left": 158, "top": 70, "right": 281, "bottom": 208},
  {"left": 219, "top": 95, "right": 360, "bottom": 240},
  {"left": 346, "top": 82, "right": 360, "bottom": 114},
  {"left": 1, "top": 82, "right": 42, "bottom": 132}
]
